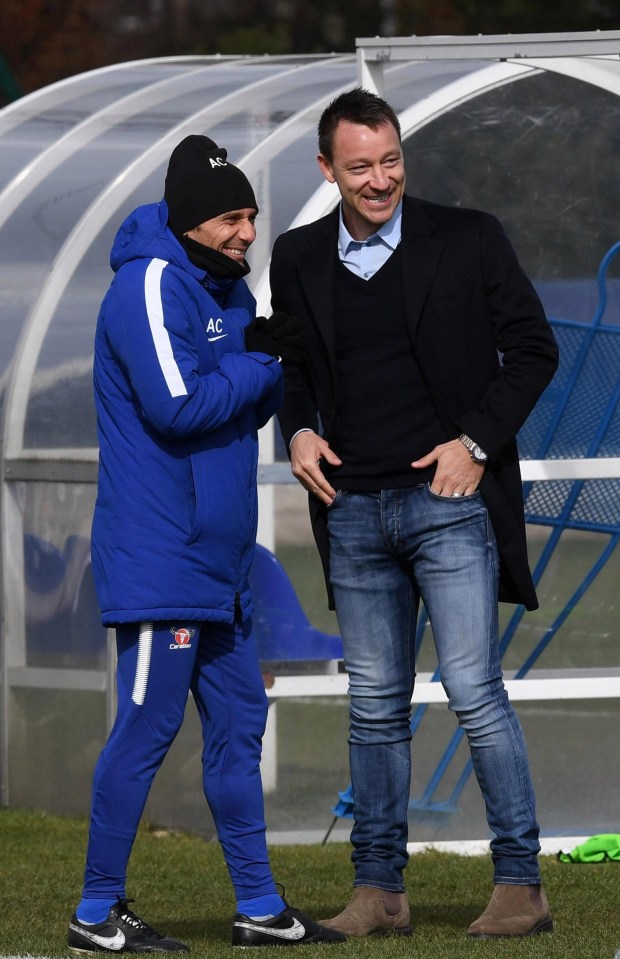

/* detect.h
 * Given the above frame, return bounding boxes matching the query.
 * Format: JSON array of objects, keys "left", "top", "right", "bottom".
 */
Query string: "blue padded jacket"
[{"left": 91, "top": 200, "right": 283, "bottom": 626}]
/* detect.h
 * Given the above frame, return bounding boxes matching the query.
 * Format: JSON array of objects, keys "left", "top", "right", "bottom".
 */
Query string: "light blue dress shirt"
[{"left": 338, "top": 200, "right": 403, "bottom": 279}]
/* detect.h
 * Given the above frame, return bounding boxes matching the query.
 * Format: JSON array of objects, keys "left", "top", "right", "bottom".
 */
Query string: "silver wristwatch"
[{"left": 459, "top": 433, "right": 488, "bottom": 464}]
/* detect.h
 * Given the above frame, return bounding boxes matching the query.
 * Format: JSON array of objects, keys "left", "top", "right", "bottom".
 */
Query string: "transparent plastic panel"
[
  {"left": 8, "top": 54, "right": 510, "bottom": 451},
  {"left": 405, "top": 699, "right": 620, "bottom": 843},
  {"left": 21, "top": 60, "right": 362, "bottom": 448},
  {"left": 22, "top": 235, "right": 115, "bottom": 450},
  {"left": 384, "top": 58, "right": 487, "bottom": 112},
  {"left": 8, "top": 687, "right": 107, "bottom": 816},
  {"left": 500, "top": 524, "right": 620, "bottom": 673},
  {"left": 1, "top": 62, "right": 294, "bottom": 271},
  {"left": 274, "top": 483, "right": 339, "bottom": 635},
  {"left": 17, "top": 481, "right": 105, "bottom": 670},
  {"left": 264, "top": 696, "right": 350, "bottom": 841},
  {"left": 402, "top": 70, "right": 620, "bottom": 317},
  {"left": 0, "top": 61, "right": 211, "bottom": 189}
]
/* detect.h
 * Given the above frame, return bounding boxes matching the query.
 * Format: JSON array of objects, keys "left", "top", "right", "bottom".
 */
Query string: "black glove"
[{"left": 245, "top": 312, "right": 304, "bottom": 367}]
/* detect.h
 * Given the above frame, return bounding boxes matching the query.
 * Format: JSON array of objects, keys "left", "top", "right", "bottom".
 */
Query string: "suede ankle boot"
[
  {"left": 320, "top": 886, "right": 411, "bottom": 937},
  {"left": 467, "top": 883, "right": 553, "bottom": 938}
]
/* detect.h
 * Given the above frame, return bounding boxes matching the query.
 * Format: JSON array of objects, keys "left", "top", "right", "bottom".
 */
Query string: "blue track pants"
[{"left": 82, "top": 618, "right": 276, "bottom": 901}]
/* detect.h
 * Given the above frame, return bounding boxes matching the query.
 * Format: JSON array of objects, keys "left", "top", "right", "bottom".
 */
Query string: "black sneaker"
[
  {"left": 68, "top": 898, "right": 189, "bottom": 953},
  {"left": 232, "top": 904, "right": 346, "bottom": 946}
]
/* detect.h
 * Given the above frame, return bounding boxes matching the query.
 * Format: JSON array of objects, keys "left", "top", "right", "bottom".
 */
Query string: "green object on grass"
[{"left": 558, "top": 833, "right": 620, "bottom": 863}]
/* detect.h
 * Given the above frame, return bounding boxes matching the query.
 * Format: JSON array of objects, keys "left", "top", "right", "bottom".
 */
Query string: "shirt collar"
[{"left": 338, "top": 200, "right": 403, "bottom": 256}]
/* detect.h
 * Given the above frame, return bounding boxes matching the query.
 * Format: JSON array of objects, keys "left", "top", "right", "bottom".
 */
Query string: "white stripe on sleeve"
[
  {"left": 144, "top": 258, "right": 188, "bottom": 397},
  {"left": 132, "top": 622, "right": 154, "bottom": 705}
]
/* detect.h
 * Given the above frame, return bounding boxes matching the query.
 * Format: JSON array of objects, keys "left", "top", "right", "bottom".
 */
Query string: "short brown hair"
[{"left": 318, "top": 88, "right": 401, "bottom": 162}]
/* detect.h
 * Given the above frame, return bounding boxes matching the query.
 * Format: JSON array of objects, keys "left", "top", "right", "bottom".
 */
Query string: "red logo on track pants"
[{"left": 169, "top": 626, "right": 195, "bottom": 650}]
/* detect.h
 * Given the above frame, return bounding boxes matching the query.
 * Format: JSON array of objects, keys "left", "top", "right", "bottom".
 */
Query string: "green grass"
[{"left": 1, "top": 808, "right": 618, "bottom": 959}]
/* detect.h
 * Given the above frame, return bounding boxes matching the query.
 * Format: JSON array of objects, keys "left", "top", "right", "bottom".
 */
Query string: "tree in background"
[
  {"left": 1, "top": 0, "right": 110, "bottom": 98},
  {"left": 1, "top": 0, "right": 618, "bottom": 101},
  {"left": 398, "top": 0, "right": 620, "bottom": 35}
]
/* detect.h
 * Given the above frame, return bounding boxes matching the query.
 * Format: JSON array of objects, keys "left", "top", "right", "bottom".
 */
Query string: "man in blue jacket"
[{"left": 68, "top": 135, "right": 345, "bottom": 953}]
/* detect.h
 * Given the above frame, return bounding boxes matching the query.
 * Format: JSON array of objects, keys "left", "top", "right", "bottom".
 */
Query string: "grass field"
[{"left": 1, "top": 808, "right": 618, "bottom": 959}]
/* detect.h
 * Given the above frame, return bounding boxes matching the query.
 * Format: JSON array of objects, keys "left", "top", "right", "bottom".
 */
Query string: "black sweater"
[{"left": 331, "top": 245, "right": 448, "bottom": 490}]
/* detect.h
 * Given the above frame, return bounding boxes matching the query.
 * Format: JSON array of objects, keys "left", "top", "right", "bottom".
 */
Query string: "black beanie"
[{"left": 164, "top": 135, "right": 258, "bottom": 235}]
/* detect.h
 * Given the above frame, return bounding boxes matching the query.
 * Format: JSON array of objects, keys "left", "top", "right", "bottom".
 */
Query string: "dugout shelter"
[{"left": 0, "top": 31, "right": 619, "bottom": 848}]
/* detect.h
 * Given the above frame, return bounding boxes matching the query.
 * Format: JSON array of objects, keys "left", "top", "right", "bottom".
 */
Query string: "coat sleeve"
[
  {"left": 269, "top": 233, "right": 322, "bottom": 449},
  {"left": 103, "top": 259, "right": 283, "bottom": 439},
  {"left": 456, "top": 213, "right": 559, "bottom": 459}
]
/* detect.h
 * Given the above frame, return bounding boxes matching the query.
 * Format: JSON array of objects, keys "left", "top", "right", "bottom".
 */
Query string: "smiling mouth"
[
  {"left": 365, "top": 193, "right": 391, "bottom": 204},
  {"left": 223, "top": 247, "right": 247, "bottom": 257}
]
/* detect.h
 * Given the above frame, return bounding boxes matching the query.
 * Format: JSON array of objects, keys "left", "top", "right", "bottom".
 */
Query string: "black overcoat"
[{"left": 270, "top": 194, "right": 559, "bottom": 610}]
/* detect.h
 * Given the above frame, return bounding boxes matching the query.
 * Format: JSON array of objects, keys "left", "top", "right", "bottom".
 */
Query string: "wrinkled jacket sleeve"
[{"left": 102, "top": 260, "right": 283, "bottom": 438}]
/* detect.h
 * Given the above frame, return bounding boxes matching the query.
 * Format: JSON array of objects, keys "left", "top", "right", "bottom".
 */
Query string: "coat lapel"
[
  {"left": 296, "top": 209, "right": 340, "bottom": 381},
  {"left": 401, "top": 195, "right": 445, "bottom": 340},
  {"left": 298, "top": 246, "right": 337, "bottom": 355}
]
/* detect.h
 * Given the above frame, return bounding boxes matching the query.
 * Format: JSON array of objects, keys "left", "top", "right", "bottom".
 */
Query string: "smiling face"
[
  {"left": 317, "top": 119, "right": 405, "bottom": 241},
  {"left": 185, "top": 207, "right": 257, "bottom": 263}
]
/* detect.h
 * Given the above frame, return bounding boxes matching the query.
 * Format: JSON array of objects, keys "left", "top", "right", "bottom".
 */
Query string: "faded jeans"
[{"left": 327, "top": 485, "right": 541, "bottom": 891}]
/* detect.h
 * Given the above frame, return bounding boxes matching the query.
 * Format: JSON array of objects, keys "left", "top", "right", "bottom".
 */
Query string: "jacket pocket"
[{"left": 186, "top": 453, "right": 208, "bottom": 545}]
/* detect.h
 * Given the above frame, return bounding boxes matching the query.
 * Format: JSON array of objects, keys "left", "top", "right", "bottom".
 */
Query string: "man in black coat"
[{"left": 270, "top": 88, "right": 558, "bottom": 939}]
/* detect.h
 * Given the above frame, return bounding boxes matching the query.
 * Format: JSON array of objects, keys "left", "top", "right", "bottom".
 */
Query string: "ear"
[{"left": 317, "top": 153, "right": 336, "bottom": 184}]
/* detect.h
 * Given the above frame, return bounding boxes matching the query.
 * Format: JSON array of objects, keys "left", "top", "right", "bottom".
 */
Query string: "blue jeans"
[{"left": 327, "top": 485, "right": 541, "bottom": 891}]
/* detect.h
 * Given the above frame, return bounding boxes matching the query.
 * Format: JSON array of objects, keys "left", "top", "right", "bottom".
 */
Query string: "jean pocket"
[
  {"left": 327, "top": 489, "right": 347, "bottom": 509},
  {"left": 426, "top": 482, "right": 481, "bottom": 501}
]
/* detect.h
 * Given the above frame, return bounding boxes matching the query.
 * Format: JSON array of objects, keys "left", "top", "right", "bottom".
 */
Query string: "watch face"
[{"left": 460, "top": 434, "right": 486, "bottom": 461}]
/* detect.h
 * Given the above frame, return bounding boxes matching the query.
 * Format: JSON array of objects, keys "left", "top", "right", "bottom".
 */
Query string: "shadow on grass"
[
  {"left": 414, "top": 901, "right": 479, "bottom": 929},
  {"left": 172, "top": 918, "right": 233, "bottom": 944}
]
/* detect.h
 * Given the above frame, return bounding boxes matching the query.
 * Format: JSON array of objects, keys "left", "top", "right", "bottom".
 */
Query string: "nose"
[
  {"left": 238, "top": 218, "right": 256, "bottom": 245},
  {"left": 369, "top": 165, "right": 390, "bottom": 190}
]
